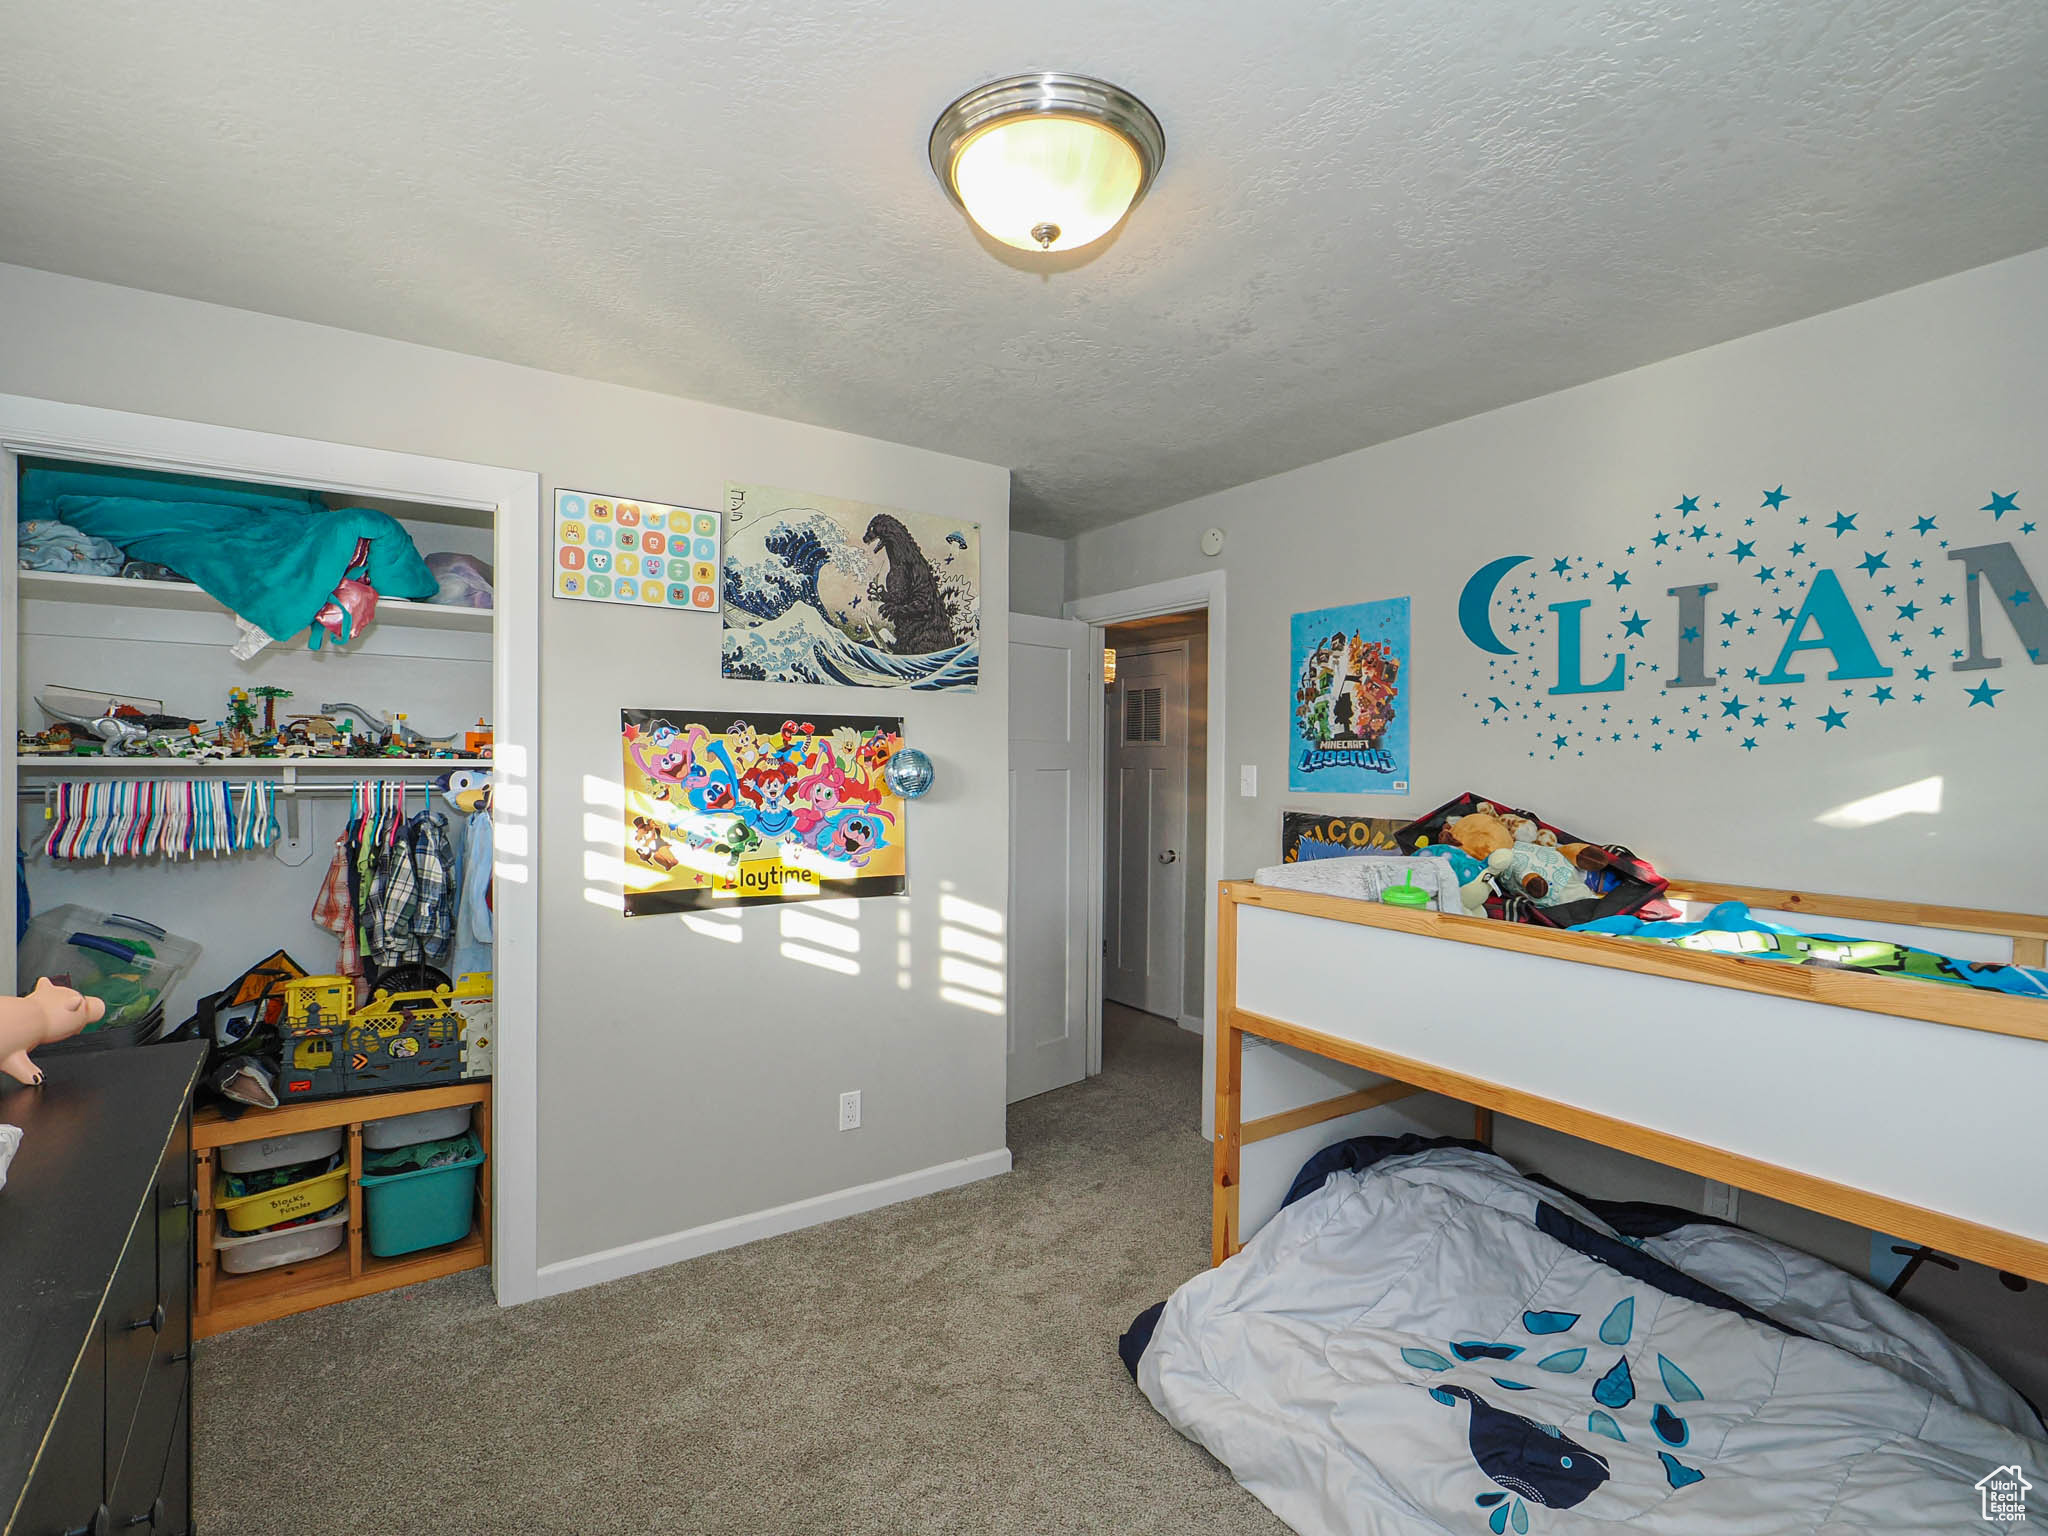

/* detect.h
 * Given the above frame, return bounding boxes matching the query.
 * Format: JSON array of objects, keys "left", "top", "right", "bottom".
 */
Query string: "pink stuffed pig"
[{"left": 0, "top": 978, "right": 106, "bottom": 1085}]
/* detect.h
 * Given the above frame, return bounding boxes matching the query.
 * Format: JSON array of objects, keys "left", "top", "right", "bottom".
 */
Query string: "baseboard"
[
  {"left": 533, "top": 1147, "right": 1013, "bottom": 1298},
  {"left": 1178, "top": 1013, "right": 1205, "bottom": 1036}
]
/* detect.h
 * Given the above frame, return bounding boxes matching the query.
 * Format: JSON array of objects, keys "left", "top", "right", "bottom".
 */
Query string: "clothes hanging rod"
[{"left": 16, "top": 782, "right": 441, "bottom": 798}]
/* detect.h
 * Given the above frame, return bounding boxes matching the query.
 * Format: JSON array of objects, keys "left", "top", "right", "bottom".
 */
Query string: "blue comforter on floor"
[{"left": 1129, "top": 1141, "right": 2044, "bottom": 1533}]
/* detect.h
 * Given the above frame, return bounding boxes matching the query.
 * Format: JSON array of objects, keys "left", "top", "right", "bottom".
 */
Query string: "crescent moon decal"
[{"left": 1457, "top": 555, "right": 1532, "bottom": 656}]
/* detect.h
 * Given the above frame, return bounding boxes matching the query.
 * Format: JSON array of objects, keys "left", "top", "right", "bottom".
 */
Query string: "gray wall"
[
  {"left": 1072, "top": 247, "right": 2048, "bottom": 912},
  {"left": 0, "top": 262, "right": 1013, "bottom": 1270},
  {"left": 1008, "top": 530, "right": 1068, "bottom": 617}
]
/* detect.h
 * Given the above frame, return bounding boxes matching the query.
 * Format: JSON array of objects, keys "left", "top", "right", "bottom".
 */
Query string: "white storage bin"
[
  {"left": 361, "top": 1104, "right": 473, "bottom": 1151},
  {"left": 214, "top": 1207, "right": 348, "bottom": 1274},
  {"left": 217, "top": 1125, "right": 345, "bottom": 1175}
]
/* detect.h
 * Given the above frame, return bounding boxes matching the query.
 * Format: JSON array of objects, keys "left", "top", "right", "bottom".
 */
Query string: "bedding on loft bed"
[{"left": 1121, "top": 1138, "right": 2045, "bottom": 1534}]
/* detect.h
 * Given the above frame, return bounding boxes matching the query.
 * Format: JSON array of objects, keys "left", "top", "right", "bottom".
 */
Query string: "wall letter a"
[
  {"left": 1549, "top": 600, "right": 1626, "bottom": 695},
  {"left": 1759, "top": 569, "right": 1893, "bottom": 685}
]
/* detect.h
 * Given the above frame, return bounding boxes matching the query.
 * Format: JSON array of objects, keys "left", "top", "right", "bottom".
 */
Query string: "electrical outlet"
[
  {"left": 1701, "top": 1179, "right": 1740, "bottom": 1221},
  {"left": 1239, "top": 764, "right": 1258, "bottom": 798},
  {"left": 838, "top": 1090, "right": 861, "bottom": 1132}
]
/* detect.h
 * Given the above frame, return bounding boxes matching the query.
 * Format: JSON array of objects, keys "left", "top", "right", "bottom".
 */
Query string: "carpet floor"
[{"left": 194, "top": 1006, "right": 1288, "bottom": 1535}]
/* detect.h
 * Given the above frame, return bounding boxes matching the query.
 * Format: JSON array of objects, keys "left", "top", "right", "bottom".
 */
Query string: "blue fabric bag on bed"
[{"left": 55, "top": 494, "right": 437, "bottom": 644}]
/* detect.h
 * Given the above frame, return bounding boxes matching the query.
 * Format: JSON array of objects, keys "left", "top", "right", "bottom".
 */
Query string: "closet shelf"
[
  {"left": 16, "top": 756, "right": 470, "bottom": 775},
  {"left": 18, "top": 570, "right": 493, "bottom": 633}
]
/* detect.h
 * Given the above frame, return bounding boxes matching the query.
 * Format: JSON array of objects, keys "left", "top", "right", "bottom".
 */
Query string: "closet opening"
[{"left": 3, "top": 413, "right": 537, "bottom": 1321}]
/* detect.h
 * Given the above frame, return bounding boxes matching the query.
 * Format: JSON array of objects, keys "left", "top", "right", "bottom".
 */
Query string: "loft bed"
[
  {"left": 1211, "top": 877, "right": 2048, "bottom": 1280},
  {"left": 1121, "top": 877, "right": 2048, "bottom": 1533}
]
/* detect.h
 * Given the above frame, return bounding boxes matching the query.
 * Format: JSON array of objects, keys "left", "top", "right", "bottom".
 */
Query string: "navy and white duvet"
[{"left": 1132, "top": 1144, "right": 2044, "bottom": 1533}]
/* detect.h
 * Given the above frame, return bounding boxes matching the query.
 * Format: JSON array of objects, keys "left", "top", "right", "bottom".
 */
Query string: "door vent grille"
[{"left": 1123, "top": 685, "right": 1164, "bottom": 745}]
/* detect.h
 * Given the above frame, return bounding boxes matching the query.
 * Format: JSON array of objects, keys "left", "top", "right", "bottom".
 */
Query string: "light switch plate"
[{"left": 1239, "top": 764, "right": 1258, "bottom": 798}]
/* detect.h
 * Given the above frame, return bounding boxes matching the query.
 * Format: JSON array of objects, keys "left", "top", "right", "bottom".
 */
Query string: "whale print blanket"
[{"left": 1130, "top": 1144, "right": 2044, "bottom": 1534}]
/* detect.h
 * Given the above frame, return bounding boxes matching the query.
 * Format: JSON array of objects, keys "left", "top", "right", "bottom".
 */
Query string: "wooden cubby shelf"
[{"left": 192, "top": 1080, "right": 491, "bottom": 1338}]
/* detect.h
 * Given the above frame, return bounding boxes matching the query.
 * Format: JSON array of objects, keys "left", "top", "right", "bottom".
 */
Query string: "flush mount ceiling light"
[{"left": 929, "top": 73, "right": 1165, "bottom": 253}]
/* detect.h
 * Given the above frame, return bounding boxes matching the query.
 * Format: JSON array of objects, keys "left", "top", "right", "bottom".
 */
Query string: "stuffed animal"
[
  {"left": 1413, "top": 843, "right": 1493, "bottom": 916},
  {"left": 0, "top": 977, "right": 106, "bottom": 1085},
  {"left": 1438, "top": 804, "right": 1592, "bottom": 906}
]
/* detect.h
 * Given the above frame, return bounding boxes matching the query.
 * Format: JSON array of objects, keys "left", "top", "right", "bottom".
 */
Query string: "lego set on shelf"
[{"left": 18, "top": 683, "right": 492, "bottom": 763}]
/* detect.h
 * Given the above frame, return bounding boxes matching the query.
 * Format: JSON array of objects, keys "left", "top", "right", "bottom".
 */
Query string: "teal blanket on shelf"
[{"left": 55, "top": 494, "right": 437, "bottom": 644}]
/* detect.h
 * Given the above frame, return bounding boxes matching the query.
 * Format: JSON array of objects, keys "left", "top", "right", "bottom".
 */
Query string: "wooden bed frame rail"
[{"left": 1212, "top": 878, "right": 2048, "bottom": 1281}]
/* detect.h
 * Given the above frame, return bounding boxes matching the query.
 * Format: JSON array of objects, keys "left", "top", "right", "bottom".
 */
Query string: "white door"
[
  {"left": 1006, "top": 614, "right": 1091, "bottom": 1103},
  {"left": 1105, "top": 642, "right": 1187, "bottom": 1019}
]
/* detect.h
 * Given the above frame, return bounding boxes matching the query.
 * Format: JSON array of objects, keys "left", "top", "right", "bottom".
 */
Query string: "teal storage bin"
[{"left": 358, "top": 1133, "right": 484, "bottom": 1257}]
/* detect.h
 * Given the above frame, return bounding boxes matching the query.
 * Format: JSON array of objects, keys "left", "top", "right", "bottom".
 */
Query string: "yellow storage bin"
[{"left": 216, "top": 1156, "right": 350, "bottom": 1233}]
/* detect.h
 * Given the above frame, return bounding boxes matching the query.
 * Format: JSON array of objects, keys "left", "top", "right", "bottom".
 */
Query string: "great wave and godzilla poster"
[{"left": 720, "top": 482, "right": 980, "bottom": 690}]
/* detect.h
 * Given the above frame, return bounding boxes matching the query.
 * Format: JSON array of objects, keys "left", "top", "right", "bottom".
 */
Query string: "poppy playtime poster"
[
  {"left": 1288, "top": 597, "right": 1412, "bottom": 793},
  {"left": 619, "top": 710, "right": 907, "bottom": 915}
]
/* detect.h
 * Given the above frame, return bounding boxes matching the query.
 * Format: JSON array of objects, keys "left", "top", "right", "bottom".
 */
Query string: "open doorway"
[
  {"left": 1101, "top": 611, "right": 1207, "bottom": 1036},
  {"left": 1061, "top": 570, "right": 1226, "bottom": 1131}
]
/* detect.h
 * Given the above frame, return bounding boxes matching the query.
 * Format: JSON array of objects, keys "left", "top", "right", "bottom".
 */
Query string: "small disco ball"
[{"left": 884, "top": 746, "right": 935, "bottom": 799}]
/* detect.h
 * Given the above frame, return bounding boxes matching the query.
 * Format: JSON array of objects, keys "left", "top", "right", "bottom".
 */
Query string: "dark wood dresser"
[{"left": 1, "top": 1042, "right": 205, "bottom": 1536}]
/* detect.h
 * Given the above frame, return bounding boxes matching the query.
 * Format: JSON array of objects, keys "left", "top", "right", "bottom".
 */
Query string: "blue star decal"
[
  {"left": 1914, "top": 665, "right": 1933, "bottom": 681},
  {"left": 1681, "top": 625, "right": 1700, "bottom": 642},
  {"left": 1911, "top": 516, "right": 1938, "bottom": 535},
  {"left": 1983, "top": 492, "right": 2019, "bottom": 520},
  {"left": 1818, "top": 707, "right": 1848, "bottom": 731},
  {"left": 2024, "top": 521, "right": 2039, "bottom": 535},
  {"left": 1651, "top": 531, "right": 1670, "bottom": 547},
  {"left": 1489, "top": 697, "right": 1508, "bottom": 712},
  {"left": 1761, "top": 486, "right": 1789, "bottom": 509},
  {"left": 1686, "top": 729, "right": 1701, "bottom": 742},
  {"left": 1553, "top": 735, "right": 1569, "bottom": 749},
  {"left": 1720, "top": 696, "right": 1746, "bottom": 719},
  {"left": 1828, "top": 512, "right": 1857, "bottom": 537},
  {"left": 1689, "top": 525, "right": 1708, "bottom": 542},
  {"left": 1871, "top": 686, "right": 1894, "bottom": 705},
  {"left": 1718, "top": 611, "right": 1738, "bottom": 629},
  {"left": 1966, "top": 680, "right": 2003, "bottom": 707},
  {"left": 1676, "top": 495, "right": 1700, "bottom": 513},
  {"left": 1741, "top": 737, "right": 1758, "bottom": 751},
  {"left": 1776, "top": 696, "right": 1795, "bottom": 710},
  {"left": 1896, "top": 601, "right": 1920, "bottom": 620},
  {"left": 1856, "top": 551, "right": 1889, "bottom": 575},
  {"left": 1551, "top": 557, "right": 1572, "bottom": 575},
  {"left": 1774, "top": 607, "right": 1795, "bottom": 623},
  {"left": 1608, "top": 570, "right": 1631, "bottom": 590},
  {"left": 1731, "top": 540, "right": 1755, "bottom": 562},
  {"left": 1753, "top": 565, "right": 1776, "bottom": 584},
  {"left": 1620, "top": 611, "right": 1650, "bottom": 638}
]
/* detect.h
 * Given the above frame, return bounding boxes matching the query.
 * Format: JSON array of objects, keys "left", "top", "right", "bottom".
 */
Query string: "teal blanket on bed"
[{"left": 55, "top": 494, "right": 437, "bottom": 643}]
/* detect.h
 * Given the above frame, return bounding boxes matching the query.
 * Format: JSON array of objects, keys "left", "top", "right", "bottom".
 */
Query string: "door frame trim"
[{"left": 1065, "top": 571, "right": 1224, "bottom": 1114}]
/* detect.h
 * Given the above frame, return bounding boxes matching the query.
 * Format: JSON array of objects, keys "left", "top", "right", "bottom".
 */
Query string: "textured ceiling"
[{"left": 3, "top": 2, "right": 2046, "bottom": 535}]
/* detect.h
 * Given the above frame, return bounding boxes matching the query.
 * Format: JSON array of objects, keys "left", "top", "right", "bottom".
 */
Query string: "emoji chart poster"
[
  {"left": 620, "top": 710, "right": 908, "bottom": 915},
  {"left": 555, "top": 488, "right": 721, "bottom": 612},
  {"left": 1288, "top": 597, "right": 1411, "bottom": 793}
]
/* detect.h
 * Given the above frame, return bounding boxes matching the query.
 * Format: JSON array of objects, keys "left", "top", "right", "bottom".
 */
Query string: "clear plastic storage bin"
[
  {"left": 217, "top": 1126, "right": 345, "bottom": 1175},
  {"left": 16, "top": 905, "right": 202, "bottom": 1029},
  {"left": 361, "top": 1104, "right": 472, "bottom": 1151},
  {"left": 214, "top": 1206, "right": 348, "bottom": 1274}
]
